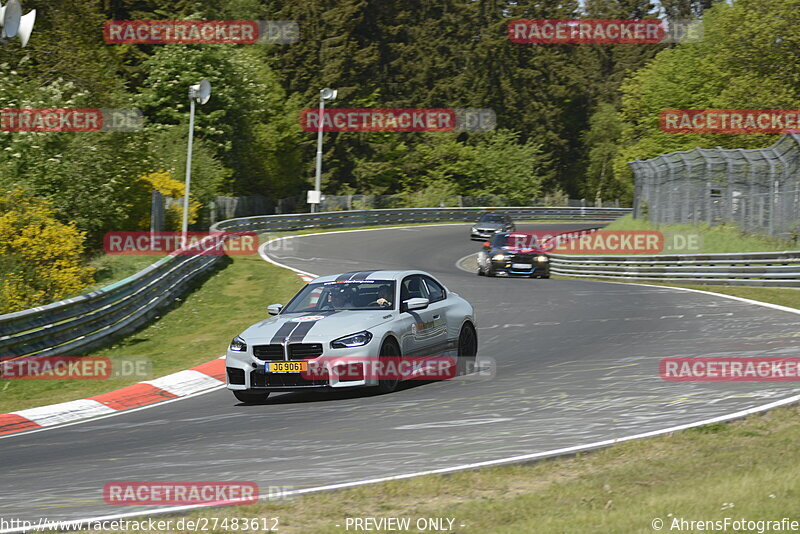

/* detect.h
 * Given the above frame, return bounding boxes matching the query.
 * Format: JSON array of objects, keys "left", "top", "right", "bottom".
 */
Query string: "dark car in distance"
[
  {"left": 470, "top": 212, "right": 515, "bottom": 240},
  {"left": 476, "top": 231, "right": 550, "bottom": 278}
]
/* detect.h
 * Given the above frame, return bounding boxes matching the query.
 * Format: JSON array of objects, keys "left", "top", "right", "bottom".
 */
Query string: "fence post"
[{"left": 150, "top": 190, "right": 164, "bottom": 233}]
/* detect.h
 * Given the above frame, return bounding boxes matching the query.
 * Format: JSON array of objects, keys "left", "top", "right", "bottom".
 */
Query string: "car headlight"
[
  {"left": 492, "top": 254, "right": 507, "bottom": 261},
  {"left": 331, "top": 331, "right": 373, "bottom": 349},
  {"left": 471, "top": 226, "right": 478, "bottom": 233},
  {"left": 229, "top": 335, "right": 247, "bottom": 352},
  {"left": 536, "top": 255, "right": 549, "bottom": 262}
]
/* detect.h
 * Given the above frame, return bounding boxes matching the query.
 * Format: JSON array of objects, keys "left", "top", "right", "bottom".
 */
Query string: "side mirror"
[
  {"left": 267, "top": 303, "right": 283, "bottom": 315},
  {"left": 402, "top": 297, "right": 429, "bottom": 312}
]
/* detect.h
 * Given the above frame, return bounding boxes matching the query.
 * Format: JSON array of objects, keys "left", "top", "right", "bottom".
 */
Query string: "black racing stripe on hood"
[
  {"left": 335, "top": 272, "right": 359, "bottom": 281},
  {"left": 270, "top": 321, "right": 298, "bottom": 344},
  {"left": 352, "top": 270, "right": 377, "bottom": 280},
  {"left": 286, "top": 320, "right": 319, "bottom": 342}
]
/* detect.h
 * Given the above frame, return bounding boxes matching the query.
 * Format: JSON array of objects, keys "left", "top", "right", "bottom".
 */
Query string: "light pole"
[
  {"left": 182, "top": 79, "right": 211, "bottom": 246},
  {"left": 311, "top": 87, "right": 337, "bottom": 213},
  {"left": 0, "top": 0, "right": 36, "bottom": 47}
]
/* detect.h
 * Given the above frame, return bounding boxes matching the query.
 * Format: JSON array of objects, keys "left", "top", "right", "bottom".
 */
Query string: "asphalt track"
[{"left": 2, "top": 222, "right": 800, "bottom": 525}]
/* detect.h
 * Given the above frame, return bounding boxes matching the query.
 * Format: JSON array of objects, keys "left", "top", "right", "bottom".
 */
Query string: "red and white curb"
[{"left": 0, "top": 356, "right": 226, "bottom": 437}]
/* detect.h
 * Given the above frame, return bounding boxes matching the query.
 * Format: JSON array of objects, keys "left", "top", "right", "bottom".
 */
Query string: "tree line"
[{"left": 5, "top": 0, "right": 798, "bottom": 309}]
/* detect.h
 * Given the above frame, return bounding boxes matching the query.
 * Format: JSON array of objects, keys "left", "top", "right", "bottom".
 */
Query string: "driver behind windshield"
[{"left": 371, "top": 285, "right": 393, "bottom": 308}]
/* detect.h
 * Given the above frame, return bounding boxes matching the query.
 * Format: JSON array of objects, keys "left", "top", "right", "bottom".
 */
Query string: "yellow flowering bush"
[
  {"left": 139, "top": 170, "right": 200, "bottom": 231},
  {"left": 0, "top": 190, "right": 95, "bottom": 314}
]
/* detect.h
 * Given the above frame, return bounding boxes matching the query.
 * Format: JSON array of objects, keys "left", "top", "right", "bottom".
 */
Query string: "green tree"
[
  {"left": 0, "top": 190, "right": 94, "bottom": 313},
  {"left": 582, "top": 103, "right": 626, "bottom": 201},
  {"left": 135, "top": 45, "right": 304, "bottom": 197},
  {"left": 614, "top": 0, "right": 800, "bottom": 195}
]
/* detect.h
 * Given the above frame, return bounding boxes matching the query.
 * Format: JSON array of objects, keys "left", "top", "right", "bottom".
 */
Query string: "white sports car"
[{"left": 226, "top": 270, "right": 477, "bottom": 403}]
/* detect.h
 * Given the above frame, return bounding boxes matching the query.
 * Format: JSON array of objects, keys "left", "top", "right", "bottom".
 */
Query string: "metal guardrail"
[
  {"left": 550, "top": 250, "right": 800, "bottom": 286},
  {"left": 0, "top": 253, "right": 222, "bottom": 360},
  {"left": 212, "top": 206, "right": 631, "bottom": 232},
  {"left": 0, "top": 207, "right": 629, "bottom": 360}
]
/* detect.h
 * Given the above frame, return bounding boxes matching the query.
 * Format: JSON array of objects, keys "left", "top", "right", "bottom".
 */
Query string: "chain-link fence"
[{"left": 629, "top": 133, "right": 800, "bottom": 238}]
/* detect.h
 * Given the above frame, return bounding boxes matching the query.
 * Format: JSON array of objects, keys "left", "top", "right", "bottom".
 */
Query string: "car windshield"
[
  {"left": 490, "top": 234, "right": 509, "bottom": 247},
  {"left": 478, "top": 214, "right": 504, "bottom": 223},
  {"left": 282, "top": 280, "right": 397, "bottom": 312}
]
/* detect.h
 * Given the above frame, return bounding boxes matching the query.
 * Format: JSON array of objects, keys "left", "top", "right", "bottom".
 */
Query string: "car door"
[
  {"left": 399, "top": 274, "right": 446, "bottom": 357},
  {"left": 421, "top": 275, "right": 451, "bottom": 356}
]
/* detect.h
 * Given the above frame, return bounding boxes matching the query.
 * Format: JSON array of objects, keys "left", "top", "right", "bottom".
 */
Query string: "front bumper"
[
  {"left": 490, "top": 259, "right": 550, "bottom": 276},
  {"left": 471, "top": 229, "right": 498, "bottom": 240},
  {"left": 226, "top": 344, "right": 377, "bottom": 391}
]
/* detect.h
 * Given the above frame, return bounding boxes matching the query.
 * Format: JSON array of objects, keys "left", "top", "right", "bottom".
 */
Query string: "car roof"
[{"left": 309, "top": 270, "right": 431, "bottom": 284}]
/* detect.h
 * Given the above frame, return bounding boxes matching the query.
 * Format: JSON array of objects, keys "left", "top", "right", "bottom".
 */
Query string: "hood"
[
  {"left": 475, "top": 222, "right": 503, "bottom": 230},
  {"left": 240, "top": 310, "right": 394, "bottom": 344},
  {"left": 495, "top": 245, "right": 547, "bottom": 255}
]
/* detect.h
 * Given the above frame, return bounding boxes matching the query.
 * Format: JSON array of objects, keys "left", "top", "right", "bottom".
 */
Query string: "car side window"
[
  {"left": 401, "top": 275, "right": 429, "bottom": 301},
  {"left": 422, "top": 276, "right": 445, "bottom": 302}
]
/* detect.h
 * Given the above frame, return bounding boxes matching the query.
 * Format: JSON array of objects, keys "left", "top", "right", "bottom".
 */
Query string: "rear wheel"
[
  {"left": 456, "top": 323, "right": 478, "bottom": 375},
  {"left": 233, "top": 390, "right": 271, "bottom": 404},
  {"left": 376, "top": 338, "right": 401, "bottom": 394}
]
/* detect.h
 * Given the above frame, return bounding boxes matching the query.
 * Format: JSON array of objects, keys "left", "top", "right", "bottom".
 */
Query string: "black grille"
[
  {"left": 252, "top": 344, "right": 285, "bottom": 360},
  {"left": 288, "top": 343, "right": 324, "bottom": 359},
  {"left": 250, "top": 370, "right": 327, "bottom": 387},
  {"left": 227, "top": 367, "right": 245, "bottom": 385}
]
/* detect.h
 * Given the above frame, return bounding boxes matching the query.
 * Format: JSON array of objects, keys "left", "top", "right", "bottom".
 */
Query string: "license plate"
[
  {"left": 512, "top": 263, "right": 531, "bottom": 269},
  {"left": 267, "top": 361, "right": 308, "bottom": 373}
]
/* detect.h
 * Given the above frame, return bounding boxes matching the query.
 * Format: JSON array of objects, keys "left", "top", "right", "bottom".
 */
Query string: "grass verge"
[
  {"left": 82, "top": 403, "right": 799, "bottom": 534},
  {"left": 0, "top": 250, "right": 304, "bottom": 414},
  {"left": 604, "top": 214, "right": 798, "bottom": 253}
]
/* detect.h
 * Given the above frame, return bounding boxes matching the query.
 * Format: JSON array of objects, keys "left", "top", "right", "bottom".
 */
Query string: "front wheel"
[
  {"left": 376, "top": 339, "right": 401, "bottom": 394},
  {"left": 456, "top": 323, "right": 478, "bottom": 376},
  {"left": 233, "top": 390, "right": 271, "bottom": 404}
]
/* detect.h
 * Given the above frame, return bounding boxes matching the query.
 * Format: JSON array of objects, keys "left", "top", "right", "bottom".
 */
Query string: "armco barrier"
[
  {"left": 0, "top": 207, "right": 629, "bottom": 360},
  {"left": 550, "top": 250, "right": 800, "bottom": 286},
  {"left": 210, "top": 206, "right": 630, "bottom": 233}
]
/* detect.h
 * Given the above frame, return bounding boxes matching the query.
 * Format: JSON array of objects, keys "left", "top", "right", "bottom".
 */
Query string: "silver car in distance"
[{"left": 226, "top": 270, "right": 477, "bottom": 403}]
